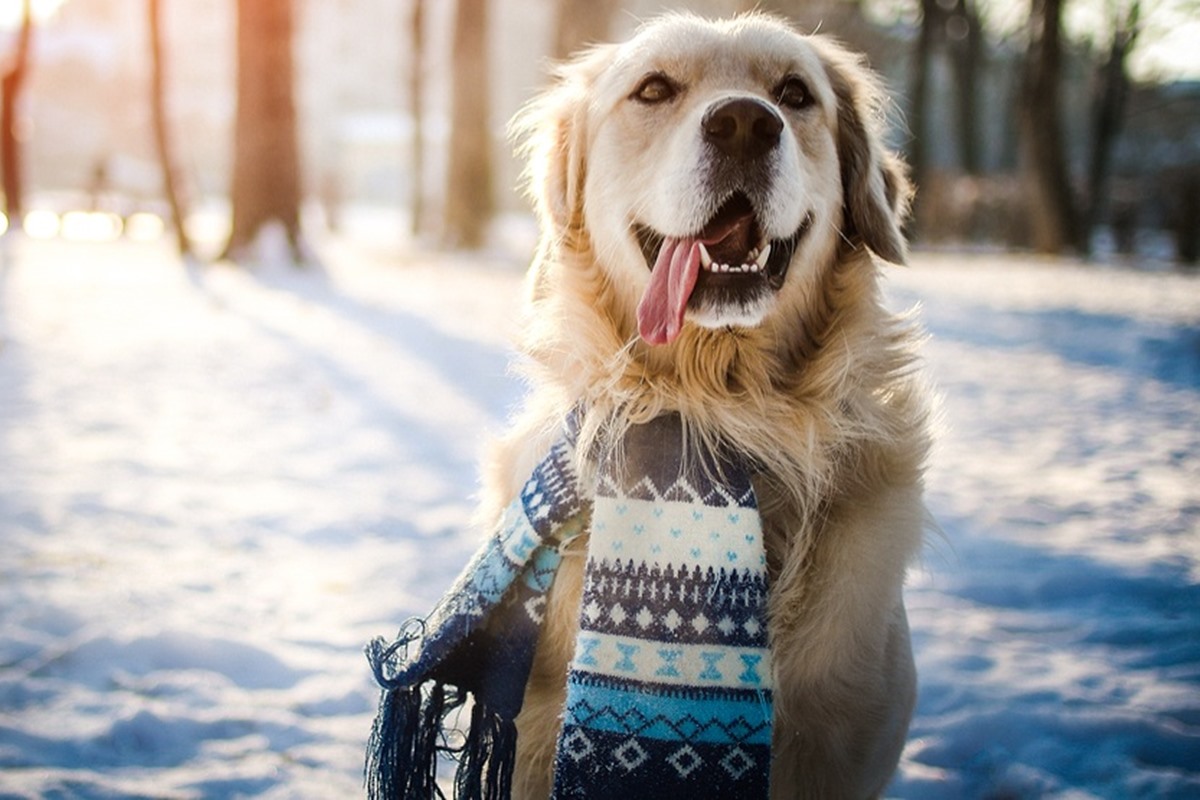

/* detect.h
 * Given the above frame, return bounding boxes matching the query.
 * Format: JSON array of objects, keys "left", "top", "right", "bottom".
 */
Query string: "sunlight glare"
[
  {"left": 0, "top": 0, "right": 65, "bottom": 29},
  {"left": 61, "top": 210, "right": 122, "bottom": 242},
  {"left": 22, "top": 209, "right": 59, "bottom": 239},
  {"left": 124, "top": 212, "right": 165, "bottom": 242}
]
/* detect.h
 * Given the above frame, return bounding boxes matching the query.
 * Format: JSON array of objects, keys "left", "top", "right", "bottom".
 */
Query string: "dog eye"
[
  {"left": 632, "top": 73, "right": 678, "bottom": 104},
  {"left": 775, "top": 75, "right": 813, "bottom": 110}
]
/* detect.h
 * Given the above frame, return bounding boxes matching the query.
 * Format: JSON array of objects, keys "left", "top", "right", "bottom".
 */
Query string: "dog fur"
[{"left": 485, "top": 13, "right": 932, "bottom": 799}]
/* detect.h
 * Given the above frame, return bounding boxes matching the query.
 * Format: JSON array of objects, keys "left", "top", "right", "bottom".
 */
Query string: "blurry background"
[{"left": 3, "top": 0, "right": 1198, "bottom": 264}]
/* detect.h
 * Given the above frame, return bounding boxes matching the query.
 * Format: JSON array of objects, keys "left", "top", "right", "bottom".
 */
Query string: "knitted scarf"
[{"left": 365, "top": 413, "right": 773, "bottom": 799}]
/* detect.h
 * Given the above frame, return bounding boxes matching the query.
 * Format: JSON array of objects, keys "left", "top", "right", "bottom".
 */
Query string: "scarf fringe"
[
  {"left": 365, "top": 680, "right": 448, "bottom": 800},
  {"left": 365, "top": 634, "right": 517, "bottom": 800},
  {"left": 454, "top": 699, "right": 517, "bottom": 800}
]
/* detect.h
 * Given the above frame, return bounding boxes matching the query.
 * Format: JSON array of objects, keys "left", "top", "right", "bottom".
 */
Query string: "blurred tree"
[
  {"left": 408, "top": 0, "right": 425, "bottom": 238},
  {"left": 909, "top": 0, "right": 983, "bottom": 208},
  {"left": 908, "top": 0, "right": 938, "bottom": 189},
  {"left": 1018, "top": 0, "right": 1080, "bottom": 254},
  {"left": 949, "top": 0, "right": 984, "bottom": 175},
  {"left": 1, "top": 0, "right": 32, "bottom": 226},
  {"left": 1169, "top": 169, "right": 1199, "bottom": 265},
  {"left": 443, "top": 0, "right": 492, "bottom": 249},
  {"left": 552, "top": 0, "right": 619, "bottom": 60},
  {"left": 1082, "top": 0, "right": 1141, "bottom": 256},
  {"left": 148, "top": 0, "right": 194, "bottom": 259},
  {"left": 223, "top": 0, "right": 305, "bottom": 263}
]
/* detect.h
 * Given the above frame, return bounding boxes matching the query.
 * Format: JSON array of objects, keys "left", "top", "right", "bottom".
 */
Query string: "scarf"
[{"left": 365, "top": 413, "right": 773, "bottom": 799}]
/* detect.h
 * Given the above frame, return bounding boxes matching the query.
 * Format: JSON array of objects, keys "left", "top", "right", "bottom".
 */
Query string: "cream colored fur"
[{"left": 483, "top": 13, "right": 932, "bottom": 799}]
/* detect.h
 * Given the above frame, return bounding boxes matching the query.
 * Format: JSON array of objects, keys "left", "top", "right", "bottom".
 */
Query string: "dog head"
[{"left": 514, "top": 12, "right": 910, "bottom": 349}]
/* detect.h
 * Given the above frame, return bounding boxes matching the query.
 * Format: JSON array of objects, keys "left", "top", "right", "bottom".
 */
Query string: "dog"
[{"left": 486, "top": 13, "right": 931, "bottom": 799}]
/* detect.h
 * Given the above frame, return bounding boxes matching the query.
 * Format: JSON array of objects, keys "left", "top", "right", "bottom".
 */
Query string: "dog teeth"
[
  {"left": 755, "top": 243, "right": 772, "bottom": 269},
  {"left": 699, "top": 247, "right": 769, "bottom": 274}
]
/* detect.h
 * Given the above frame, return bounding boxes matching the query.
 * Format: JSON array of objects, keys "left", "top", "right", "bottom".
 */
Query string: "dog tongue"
[
  {"left": 636, "top": 211, "right": 755, "bottom": 346},
  {"left": 637, "top": 236, "right": 700, "bottom": 346}
]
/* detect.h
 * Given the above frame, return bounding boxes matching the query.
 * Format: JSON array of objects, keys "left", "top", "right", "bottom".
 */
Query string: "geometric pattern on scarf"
[
  {"left": 551, "top": 413, "right": 772, "bottom": 798},
  {"left": 365, "top": 413, "right": 772, "bottom": 799}
]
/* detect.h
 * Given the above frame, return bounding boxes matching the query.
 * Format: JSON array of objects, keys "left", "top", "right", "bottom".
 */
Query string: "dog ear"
[
  {"left": 821, "top": 44, "right": 912, "bottom": 264},
  {"left": 510, "top": 46, "right": 613, "bottom": 240}
]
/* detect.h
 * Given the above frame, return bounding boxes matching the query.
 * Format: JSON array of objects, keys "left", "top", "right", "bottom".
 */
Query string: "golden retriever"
[{"left": 487, "top": 12, "right": 931, "bottom": 799}]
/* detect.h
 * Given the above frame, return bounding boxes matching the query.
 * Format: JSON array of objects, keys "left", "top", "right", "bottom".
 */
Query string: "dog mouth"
[{"left": 633, "top": 192, "right": 811, "bottom": 345}]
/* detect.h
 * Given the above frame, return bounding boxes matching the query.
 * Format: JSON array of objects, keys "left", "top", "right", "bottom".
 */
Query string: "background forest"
[{"left": 2, "top": 0, "right": 1199, "bottom": 265}]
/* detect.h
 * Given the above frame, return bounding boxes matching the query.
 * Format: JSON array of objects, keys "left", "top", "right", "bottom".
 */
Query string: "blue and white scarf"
[{"left": 366, "top": 414, "right": 773, "bottom": 798}]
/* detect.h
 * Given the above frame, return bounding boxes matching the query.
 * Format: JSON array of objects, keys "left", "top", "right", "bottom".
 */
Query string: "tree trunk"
[
  {"left": 1171, "top": 170, "right": 1200, "bottom": 266},
  {"left": 408, "top": 0, "right": 425, "bottom": 238},
  {"left": 950, "top": 0, "right": 983, "bottom": 175},
  {"left": 1, "top": 0, "right": 33, "bottom": 226},
  {"left": 148, "top": 0, "right": 193, "bottom": 259},
  {"left": 442, "top": 0, "right": 493, "bottom": 249},
  {"left": 1083, "top": 1, "right": 1140, "bottom": 257},
  {"left": 1018, "top": 0, "right": 1080, "bottom": 254},
  {"left": 552, "top": 0, "right": 619, "bottom": 60},
  {"left": 907, "top": 0, "right": 940, "bottom": 194},
  {"left": 223, "top": 0, "right": 304, "bottom": 263}
]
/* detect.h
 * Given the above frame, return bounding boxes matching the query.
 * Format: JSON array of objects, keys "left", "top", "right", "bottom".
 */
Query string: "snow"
[{"left": 0, "top": 225, "right": 1197, "bottom": 798}]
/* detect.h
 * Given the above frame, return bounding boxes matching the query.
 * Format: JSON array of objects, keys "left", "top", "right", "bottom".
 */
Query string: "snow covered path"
[
  {"left": 885, "top": 255, "right": 1200, "bottom": 798},
  {"left": 0, "top": 235, "right": 1197, "bottom": 798}
]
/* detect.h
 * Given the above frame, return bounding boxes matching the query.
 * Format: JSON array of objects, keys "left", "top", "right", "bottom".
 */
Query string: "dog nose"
[{"left": 702, "top": 97, "right": 784, "bottom": 161}]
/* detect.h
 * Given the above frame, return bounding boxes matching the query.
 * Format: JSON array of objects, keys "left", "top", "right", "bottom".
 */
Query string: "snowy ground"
[{"left": 0, "top": 224, "right": 1197, "bottom": 799}]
